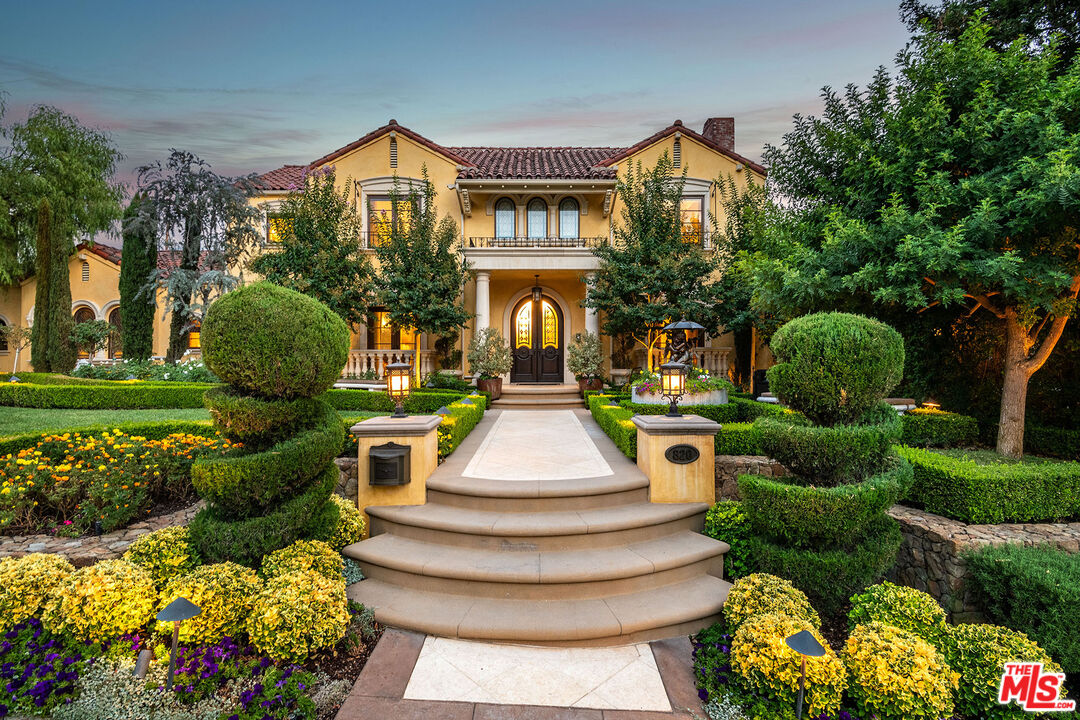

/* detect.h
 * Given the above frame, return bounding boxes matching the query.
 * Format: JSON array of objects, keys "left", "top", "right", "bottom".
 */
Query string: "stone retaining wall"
[
  {"left": 714, "top": 455, "right": 786, "bottom": 500},
  {"left": 888, "top": 505, "right": 1080, "bottom": 622},
  {"left": 336, "top": 457, "right": 358, "bottom": 502}
]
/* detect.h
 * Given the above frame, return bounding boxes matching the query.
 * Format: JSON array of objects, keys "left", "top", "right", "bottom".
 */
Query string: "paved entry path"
[{"left": 462, "top": 410, "right": 614, "bottom": 481}]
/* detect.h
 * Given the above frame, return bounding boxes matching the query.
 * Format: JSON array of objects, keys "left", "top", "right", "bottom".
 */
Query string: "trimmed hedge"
[
  {"left": 588, "top": 394, "right": 637, "bottom": 458},
  {"left": 205, "top": 387, "right": 323, "bottom": 446},
  {"left": 966, "top": 543, "right": 1080, "bottom": 673},
  {"left": 5, "top": 372, "right": 115, "bottom": 386},
  {"left": 1024, "top": 424, "right": 1080, "bottom": 460},
  {"left": 755, "top": 404, "right": 901, "bottom": 485},
  {"left": 747, "top": 514, "right": 903, "bottom": 616},
  {"left": 622, "top": 400, "right": 740, "bottom": 424},
  {"left": 0, "top": 381, "right": 217, "bottom": 409},
  {"left": 0, "top": 420, "right": 217, "bottom": 456},
  {"left": 324, "top": 388, "right": 490, "bottom": 414},
  {"left": 438, "top": 399, "right": 486, "bottom": 458},
  {"left": 899, "top": 408, "right": 978, "bottom": 448},
  {"left": 898, "top": 446, "right": 1080, "bottom": 523},
  {"left": 737, "top": 458, "right": 913, "bottom": 548},
  {"left": 714, "top": 422, "right": 762, "bottom": 456}
]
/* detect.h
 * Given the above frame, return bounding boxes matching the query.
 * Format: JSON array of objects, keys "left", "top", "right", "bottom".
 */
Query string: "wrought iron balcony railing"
[{"left": 466, "top": 236, "right": 608, "bottom": 249}]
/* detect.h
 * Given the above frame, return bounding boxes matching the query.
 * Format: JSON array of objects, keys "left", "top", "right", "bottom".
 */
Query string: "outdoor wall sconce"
[
  {"left": 157, "top": 596, "right": 202, "bottom": 690},
  {"left": 386, "top": 361, "right": 412, "bottom": 418},
  {"left": 531, "top": 274, "right": 543, "bottom": 303},
  {"left": 785, "top": 629, "right": 826, "bottom": 719},
  {"left": 660, "top": 361, "right": 687, "bottom": 417}
]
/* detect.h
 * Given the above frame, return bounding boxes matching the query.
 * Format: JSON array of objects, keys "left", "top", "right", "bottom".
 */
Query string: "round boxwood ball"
[
  {"left": 766, "top": 312, "right": 904, "bottom": 427},
  {"left": 202, "top": 282, "right": 349, "bottom": 399}
]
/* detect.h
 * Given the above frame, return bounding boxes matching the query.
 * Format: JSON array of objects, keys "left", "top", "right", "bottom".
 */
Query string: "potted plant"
[
  {"left": 567, "top": 331, "right": 605, "bottom": 395},
  {"left": 609, "top": 333, "right": 635, "bottom": 388},
  {"left": 467, "top": 327, "right": 512, "bottom": 399}
]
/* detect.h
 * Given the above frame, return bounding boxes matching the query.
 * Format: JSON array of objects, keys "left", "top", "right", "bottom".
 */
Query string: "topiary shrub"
[
  {"left": 843, "top": 621, "right": 958, "bottom": 720},
  {"left": 941, "top": 622, "right": 1066, "bottom": 720},
  {"left": 766, "top": 312, "right": 904, "bottom": 427},
  {"left": 0, "top": 554, "right": 75, "bottom": 634},
  {"left": 703, "top": 500, "right": 751, "bottom": 580},
  {"left": 729, "top": 613, "right": 846, "bottom": 719},
  {"left": 723, "top": 573, "right": 820, "bottom": 633},
  {"left": 122, "top": 526, "right": 201, "bottom": 589},
  {"left": 246, "top": 570, "right": 350, "bottom": 661},
  {"left": 155, "top": 562, "right": 260, "bottom": 644},
  {"left": 189, "top": 282, "right": 349, "bottom": 567},
  {"left": 260, "top": 539, "right": 343, "bottom": 582},
  {"left": 317, "top": 494, "right": 366, "bottom": 552},
  {"left": 42, "top": 559, "right": 156, "bottom": 642},
  {"left": 847, "top": 581, "right": 948, "bottom": 648},
  {"left": 201, "top": 282, "right": 349, "bottom": 400}
]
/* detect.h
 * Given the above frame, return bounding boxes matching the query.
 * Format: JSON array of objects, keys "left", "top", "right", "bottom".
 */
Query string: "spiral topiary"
[{"left": 188, "top": 282, "right": 349, "bottom": 567}]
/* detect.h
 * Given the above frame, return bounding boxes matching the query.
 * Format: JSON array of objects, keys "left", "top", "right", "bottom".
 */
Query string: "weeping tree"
[
  {"left": 585, "top": 153, "right": 724, "bottom": 371},
  {"left": 135, "top": 150, "right": 262, "bottom": 363},
  {"left": 374, "top": 170, "right": 471, "bottom": 379},
  {"left": 118, "top": 193, "right": 157, "bottom": 361}
]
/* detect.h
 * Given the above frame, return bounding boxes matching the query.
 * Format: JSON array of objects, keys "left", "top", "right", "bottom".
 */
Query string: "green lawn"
[{"left": 0, "top": 407, "right": 387, "bottom": 437}]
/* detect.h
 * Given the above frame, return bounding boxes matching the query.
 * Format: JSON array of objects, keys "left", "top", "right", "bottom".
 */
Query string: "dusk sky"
[{"left": 1, "top": 0, "right": 912, "bottom": 190}]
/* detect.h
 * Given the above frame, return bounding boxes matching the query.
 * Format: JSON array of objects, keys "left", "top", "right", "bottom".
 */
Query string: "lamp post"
[
  {"left": 659, "top": 361, "right": 687, "bottom": 417},
  {"left": 157, "top": 596, "right": 202, "bottom": 690},
  {"left": 785, "top": 629, "right": 826, "bottom": 719},
  {"left": 386, "top": 361, "right": 412, "bottom": 418}
]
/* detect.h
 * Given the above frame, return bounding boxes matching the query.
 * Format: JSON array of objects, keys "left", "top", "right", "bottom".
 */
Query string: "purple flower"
[{"left": 697, "top": 688, "right": 708, "bottom": 701}]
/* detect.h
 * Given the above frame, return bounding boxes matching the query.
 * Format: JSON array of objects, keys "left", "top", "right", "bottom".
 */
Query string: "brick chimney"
[{"left": 702, "top": 117, "right": 735, "bottom": 152}]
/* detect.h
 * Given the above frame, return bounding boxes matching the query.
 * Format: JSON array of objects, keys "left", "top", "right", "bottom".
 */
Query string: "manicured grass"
[{"left": 0, "top": 407, "right": 387, "bottom": 438}]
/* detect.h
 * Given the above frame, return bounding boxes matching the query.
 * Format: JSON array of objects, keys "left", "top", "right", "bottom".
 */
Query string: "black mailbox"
[{"left": 370, "top": 442, "right": 411, "bottom": 486}]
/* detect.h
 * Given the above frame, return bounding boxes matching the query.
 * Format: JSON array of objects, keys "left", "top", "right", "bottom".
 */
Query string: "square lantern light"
[
  {"left": 386, "top": 361, "right": 412, "bottom": 418},
  {"left": 660, "top": 361, "right": 688, "bottom": 417}
]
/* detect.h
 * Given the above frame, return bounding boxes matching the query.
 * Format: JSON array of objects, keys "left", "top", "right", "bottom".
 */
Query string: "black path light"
[
  {"left": 157, "top": 596, "right": 202, "bottom": 690},
  {"left": 659, "top": 361, "right": 688, "bottom": 417},
  {"left": 386, "top": 361, "right": 412, "bottom": 418},
  {"left": 435, "top": 406, "right": 452, "bottom": 418},
  {"left": 785, "top": 628, "right": 826, "bottom": 719}
]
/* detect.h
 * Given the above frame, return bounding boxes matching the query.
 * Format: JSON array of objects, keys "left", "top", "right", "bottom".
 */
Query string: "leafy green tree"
[
  {"left": 251, "top": 167, "right": 375, "bottom": 327},
  {"left": 71, "top": 319, "right": 112, "bottom": 364},
  {"left": 374, "top": 170, "right": 471, "bottom": 378},
  {"left": 135, "top": 150, "right": 262, "bottom": 363},
  {"left": 747, "top": 19, "right": 1080, "bottom": 457},
  {"left": 585, "top": 153, "right": 724, "bottom": 370},
  {"left": 0, "top": 105, "right": 123, "bottom": 284},
  {"left": 118, "top": 194, "right": 158, "bottom": 361},
  {"left": 0, "top": 323, "right": 31, "bottom": 377}
]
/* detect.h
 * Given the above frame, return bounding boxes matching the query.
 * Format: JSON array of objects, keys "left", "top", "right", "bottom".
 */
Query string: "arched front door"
[{"left": 511, "top": 294, "right": 563, "bottom": 383}]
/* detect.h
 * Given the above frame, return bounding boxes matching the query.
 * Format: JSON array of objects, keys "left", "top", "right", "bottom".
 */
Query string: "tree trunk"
[{"left": 997, "top": 321, "right": 1031, "bottom": 459}]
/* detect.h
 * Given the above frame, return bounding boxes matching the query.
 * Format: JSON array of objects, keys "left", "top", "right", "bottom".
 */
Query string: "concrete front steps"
[
  {"left": 491, "top": 383, "right": 585, "bottom": 410},
  {"left": 344, "top": 467, "right": 731, "bottom": 646}
]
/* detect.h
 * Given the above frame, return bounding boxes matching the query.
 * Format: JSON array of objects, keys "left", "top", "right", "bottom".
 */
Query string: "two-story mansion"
[
  {"left": 252, "top": 117, "right": 765, "bottom": 384},
  {"left": 0, "top": 117, "right": 765, "bottom": 380}
]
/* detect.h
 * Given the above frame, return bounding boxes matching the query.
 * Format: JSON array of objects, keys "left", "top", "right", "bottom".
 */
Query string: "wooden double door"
[{"left": 510, "top": 295, "right": 563, "bottom": 383}]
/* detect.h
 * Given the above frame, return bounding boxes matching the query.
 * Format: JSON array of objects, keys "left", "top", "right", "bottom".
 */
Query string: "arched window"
[
  {"left": 527, "top": 198, "right": 547, "bottom": 239},
  {"left": 73, "top": 306, "right": 96, "bottom": 358},
  {"left": 0, "top": 318, "right": 8, "bottom": 353},
  {"left": 558, "top": 198, "right": 579, "bottom": 239},
  {"left": 494, "top": 198, "right": 515, "bottom": 239},
  {"left": 107, "top": 308, "right": 122, "bottom": 359},
  {"left": 187, "top": 320, "right": 202, "bottom": 350}
]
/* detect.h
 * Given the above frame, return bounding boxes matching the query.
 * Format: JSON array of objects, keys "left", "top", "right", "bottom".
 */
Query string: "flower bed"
[
  {"left": 1, "top": 429, "right": 235, "bottom": 535},
  {"left": 72, "top": 359, "right": 219, "bottom": 383}
]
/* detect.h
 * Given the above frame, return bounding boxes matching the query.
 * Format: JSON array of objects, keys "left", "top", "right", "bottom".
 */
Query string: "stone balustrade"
[{"left": 344, "top": 349, "right": 437, "bottom": 379}]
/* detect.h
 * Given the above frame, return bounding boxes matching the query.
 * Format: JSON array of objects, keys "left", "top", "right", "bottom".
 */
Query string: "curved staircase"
[{"left": 344, "top": 410, "right": 731, "bottom": 646}]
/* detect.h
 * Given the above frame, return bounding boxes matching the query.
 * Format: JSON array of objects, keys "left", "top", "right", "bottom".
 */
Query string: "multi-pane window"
[
  {"left": 680, "top": 197, "right": 704, "bottom": 243},
  {"left": 368, "top": 309, "right": 416, "bottom": 351},
  {"left": 0, "top": 319, "right": 8, "bottom": 352},
  {"left": 527, "top": 199, "right": 547, "bottom": 239},
  {"left": 368, "top": 196, "right": 414, "bottom": 247},
  {"left": 267, "top": 215, "right": 290, "bottom": 244},
  {"left": 558, "top": 198, "right": 579, "bottom": 239},
  {"left": 494, "top": 198, "right": 515, "bottom": 238}
]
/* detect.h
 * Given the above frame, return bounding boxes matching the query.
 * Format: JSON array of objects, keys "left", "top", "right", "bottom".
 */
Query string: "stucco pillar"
[
  {"left": 475, "top": 271, "right": 491, "bottom": 333},
  {"left": 584, "top": 272, "right": 599, "bottom": 335}
]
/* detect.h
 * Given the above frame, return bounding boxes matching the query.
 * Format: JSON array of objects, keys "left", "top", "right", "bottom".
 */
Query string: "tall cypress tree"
[
  {"left": 45, "top": 230, "right": 75, "bottom": 374},
  {"left": 29, "top": 199, "right": 53, "bottom": 371},
  {"left": 118, "top": 194, "right": 157, "bottom": 360}
]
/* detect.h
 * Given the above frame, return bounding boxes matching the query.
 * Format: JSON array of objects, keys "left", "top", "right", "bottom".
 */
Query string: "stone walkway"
[{"left": 462, "top": 410, "right": 613, "bottom": 481}]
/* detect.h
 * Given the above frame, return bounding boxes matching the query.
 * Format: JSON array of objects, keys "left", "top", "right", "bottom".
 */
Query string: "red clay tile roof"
[
  {"left": 76, "top": 242, "right": 122, "bottom": 266},
  {"left": 450, "top": 147, "right": 623, "bottom": 180},
  {"left": 311, "top": 120, "right": 476, "bottom": 170},
  {"left": 254, "top": 164, "right": 308, "bottom": 191},
  {"left": 596, "top": 120, "right": 766, "bottom": 176}
]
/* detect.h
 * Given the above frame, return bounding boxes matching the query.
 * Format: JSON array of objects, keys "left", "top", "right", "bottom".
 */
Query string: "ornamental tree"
[
  {"left": 71, "top": 319, "right": 112, "bottom": 364},
  {"left": 118, "top": 193, "right": 158, "bottom": 361},
  {"left": 748, "top": 18, "right": 1080, "bottom": 458},
  {"left": 585, "top": 153, "right": 724, "bottom": 371},
  {"left": 250, "top": 166, "right": 375, "bottom": 327},
  {"left": 135, "top": 150, "right": 263, "bottom": 363},
  {"left": 374, "top": 169, "right": 471, "bottom": 377}
]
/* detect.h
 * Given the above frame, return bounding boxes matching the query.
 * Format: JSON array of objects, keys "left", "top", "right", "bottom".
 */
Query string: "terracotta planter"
[
  {"left": 577, "top": 377, "right": 604, "bottom": 395},
  {"left": 476, "top": 376, "right": 503, "bottom": 400}
]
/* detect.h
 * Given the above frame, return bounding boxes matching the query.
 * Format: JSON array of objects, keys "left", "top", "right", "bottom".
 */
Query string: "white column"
[
  {"left": 475, "top": 271, "right": 491, "bottom": 333},
  {"left": 584, "top": 272, "right": 599, "bottom": 335}
]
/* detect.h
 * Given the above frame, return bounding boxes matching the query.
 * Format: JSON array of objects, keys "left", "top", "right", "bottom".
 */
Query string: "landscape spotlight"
[
  {"left": 157, "top": 596, "right": 201, "bottom": 690},
  {"left": 785, "top": 629, "right": 826, "bottom": 719}
]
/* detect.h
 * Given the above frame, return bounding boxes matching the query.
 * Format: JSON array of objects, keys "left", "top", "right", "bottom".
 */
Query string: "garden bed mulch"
[{"left": 306, "top": 622, "right": 384, "bottom": 720}]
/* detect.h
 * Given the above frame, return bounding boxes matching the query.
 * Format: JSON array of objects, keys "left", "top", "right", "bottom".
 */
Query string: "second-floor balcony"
[{"left": 466, "top": 236, "right": 608, "bottom": 249}]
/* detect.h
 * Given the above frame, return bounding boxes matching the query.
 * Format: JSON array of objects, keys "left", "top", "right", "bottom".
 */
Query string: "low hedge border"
[
  {"left": 899, "top": 409, "right": 978, "bottom": 448},
  {"left": 0, "top": 420, "right": 217, "bottom": 457},
  {"left": 737, "top": 458, "right": 913, "bottom": 548},
  {"left": 324, "top": 388, "right": 490, "bottom": 413},
  {"left": 898, "top": 446, "right": 1080, "bottom": 523},
  {"left": 0, "top": 382, "right": 218, "bottom": 409},
  {"left": 438, "top": 399, "right": 486, "bottom": 458},
  {"left": 588, "top": 394, "right": 637, "bottom": 458},
  {"left": 979, "top": 422, "right": 1080, "bottom": 460},
  {"left": 714, "top": 422, "right": 761, "bottom": 456}
]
